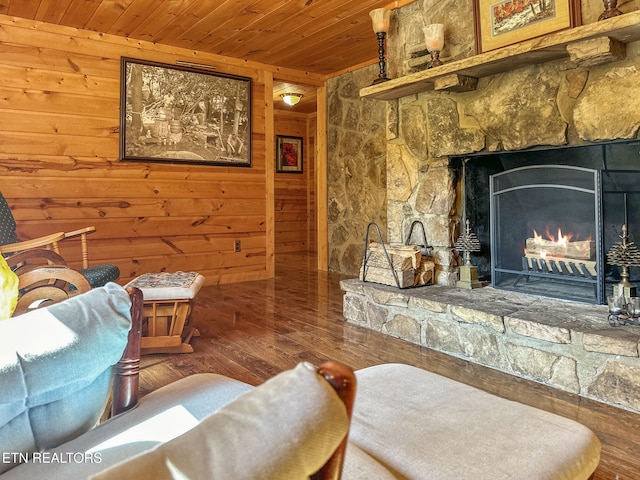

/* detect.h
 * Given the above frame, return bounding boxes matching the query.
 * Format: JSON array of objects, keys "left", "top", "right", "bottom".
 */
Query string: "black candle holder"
[{"left": 371, "top": 31, "right": 390, "bottom": 85}]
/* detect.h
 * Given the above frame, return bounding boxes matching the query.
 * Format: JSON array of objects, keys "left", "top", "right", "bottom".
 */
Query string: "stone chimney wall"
[
  {"left": 327, "top": 67, "right": 388, "bottom": 275},
  {"left": 327, "top": 0, "right": 640, "bottom": 277}
]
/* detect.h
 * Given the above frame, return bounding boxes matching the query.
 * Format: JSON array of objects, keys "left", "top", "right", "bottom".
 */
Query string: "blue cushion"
[{"left": 0, "top": 283, "right": 132, "bottom": 474}]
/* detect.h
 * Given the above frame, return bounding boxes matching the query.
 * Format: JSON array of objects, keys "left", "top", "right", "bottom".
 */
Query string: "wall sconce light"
[
  {"left": 369, "top": 8, "right": 391, "bottom": 85},
  {"left": 281, "top": 93, "right": 303, "bottom": 106},
  {"left": 423, "top": 24, "right": 445, "bottom": 67}
]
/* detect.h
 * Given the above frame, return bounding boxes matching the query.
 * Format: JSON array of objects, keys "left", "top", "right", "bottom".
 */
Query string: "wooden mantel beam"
[{"left": 566, "top": 36, "right": 626, "bottom": 67}]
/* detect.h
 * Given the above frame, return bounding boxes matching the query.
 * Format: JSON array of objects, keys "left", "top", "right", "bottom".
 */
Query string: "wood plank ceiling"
[
  {"left": 0, "top": 0, "right": 411, "bottom": 77},
  {"left": 1, "top": 0, "right": 415, "bottom": 114}
]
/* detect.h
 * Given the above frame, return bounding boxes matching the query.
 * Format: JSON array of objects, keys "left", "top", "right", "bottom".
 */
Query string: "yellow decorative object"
[{"left": 0, "top": 256, "right": 19, "bottom": 319}]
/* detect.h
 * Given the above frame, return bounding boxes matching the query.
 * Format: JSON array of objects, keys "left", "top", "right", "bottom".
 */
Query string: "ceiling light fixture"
[{"left": 281, "top": 93, "right": 303, "bottom": 106}]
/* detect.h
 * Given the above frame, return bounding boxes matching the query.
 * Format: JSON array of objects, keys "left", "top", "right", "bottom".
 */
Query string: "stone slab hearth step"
[{"left": 341, "top": 279, "right": 640, "bottom": 414}]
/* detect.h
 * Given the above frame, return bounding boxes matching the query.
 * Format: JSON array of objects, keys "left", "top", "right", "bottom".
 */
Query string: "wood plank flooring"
[{"left": 140, "top": 252, "right": 640, "bottom": 480}]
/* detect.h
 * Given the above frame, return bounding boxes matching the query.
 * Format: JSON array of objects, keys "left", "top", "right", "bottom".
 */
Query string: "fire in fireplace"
[
  {"left": 490, "top": 164, "right": 602, "bottom": 303},
  {"left": 524, "top": 227, "right": 595, "bottom": 276},
  {"left": 458, "top": 140, "right": 640, "bottom": 304}
]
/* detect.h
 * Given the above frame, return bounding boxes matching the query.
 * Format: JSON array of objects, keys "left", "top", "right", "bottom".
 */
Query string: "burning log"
[
  {"left": 520, "top": 227, "right": 598, "bottom": 280},
  {"left": 525, "top": 237, "right": 595, "bottom": 260}
]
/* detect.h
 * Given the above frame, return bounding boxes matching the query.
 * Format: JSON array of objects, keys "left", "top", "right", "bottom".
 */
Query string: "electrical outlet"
[{"left": 234, "top": 240, "right": 241, "bottom": 252}]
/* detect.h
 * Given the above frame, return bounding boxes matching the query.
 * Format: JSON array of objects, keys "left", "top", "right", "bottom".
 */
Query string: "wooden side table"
[{"left": 126, "top": 272, "right": 205, "bottom": 355}]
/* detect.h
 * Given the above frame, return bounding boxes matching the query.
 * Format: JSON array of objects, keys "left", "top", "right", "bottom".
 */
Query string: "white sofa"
[{"left": 0, "top": 284, "right": 600, "bottom": 479}]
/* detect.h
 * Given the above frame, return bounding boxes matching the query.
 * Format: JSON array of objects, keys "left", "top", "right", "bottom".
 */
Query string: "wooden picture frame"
[
  {"left": 120, "top": 57, "right": 252, "bottom": 167},
  {"left": 473, "top": 0, "right": 581, "bottom": 53},
  {"left": 276, "top": 135, "right": 303, "bottom": 173}
]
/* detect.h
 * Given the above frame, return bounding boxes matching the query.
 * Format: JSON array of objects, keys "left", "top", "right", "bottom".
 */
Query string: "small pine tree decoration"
[
  {"left": 454, "top": 219, "right": 481, "bottom": 266},
  {"left": 606, "top": 224, "right": 640, "bottom": 287}
]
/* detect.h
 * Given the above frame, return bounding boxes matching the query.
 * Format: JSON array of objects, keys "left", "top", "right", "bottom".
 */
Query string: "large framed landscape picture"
[
  {"left": 120, "top": 57, "right": 252, "bottom": 167},
  {"left": 473, "top": 0, "right": 581, "bottom": 53}
]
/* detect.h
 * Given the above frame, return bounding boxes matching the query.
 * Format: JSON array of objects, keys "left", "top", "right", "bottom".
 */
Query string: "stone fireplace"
[
  {"left": 327, "top": 1, "right": 640, "bottom": 281},
  {"left": 329, "top": 1, "right": 640, "bottom": 415}
]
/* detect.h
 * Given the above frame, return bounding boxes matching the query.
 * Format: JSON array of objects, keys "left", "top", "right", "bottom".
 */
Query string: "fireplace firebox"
[
  {"left": 490, "top": 165, "right": 602, "bottom": 303},
  {"left": 459, "top": 140, "right": 640, "bottom": 305}
]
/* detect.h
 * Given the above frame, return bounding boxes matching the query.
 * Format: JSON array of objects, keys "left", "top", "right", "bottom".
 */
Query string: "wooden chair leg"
[{"left": 140, "top": 299, "right": 198, "bottom": 355}]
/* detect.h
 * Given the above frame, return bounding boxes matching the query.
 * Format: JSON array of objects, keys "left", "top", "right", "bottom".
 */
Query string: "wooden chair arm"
[
  {"left": 64, "top": 226, "right": 96, "bottom": 238},
  {"left": 111, "top": 286, "right": 143, "bottom": 417},
  {"left": 0, "top": 232, "right": 65, "bottom": 255},
  {"left": 311, "top": 361, "right": 357, "bottom": 480},
  {"left": 63, "top": 227, "right": 96, "bottom": 269}
]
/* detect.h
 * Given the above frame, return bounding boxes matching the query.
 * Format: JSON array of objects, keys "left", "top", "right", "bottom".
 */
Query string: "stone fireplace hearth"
[{"left": 341, "top": 278, "right": 640, "bottom": 414}]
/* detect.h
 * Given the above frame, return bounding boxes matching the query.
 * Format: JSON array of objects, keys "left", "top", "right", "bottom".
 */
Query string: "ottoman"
[
  {"left": 345, "top": 363, "right": 601, "bottom": 480},
  {"left": 126, "top": 271, "right": 205, "bottom": 354}
]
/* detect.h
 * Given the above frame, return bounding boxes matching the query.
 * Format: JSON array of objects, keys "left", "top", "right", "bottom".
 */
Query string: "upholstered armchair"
[
  {"left": 0, "top": 192, "right": 120, "bottom": 288},
  {"left": 0, "top": 283, "right": 356, "bottom": 480}
]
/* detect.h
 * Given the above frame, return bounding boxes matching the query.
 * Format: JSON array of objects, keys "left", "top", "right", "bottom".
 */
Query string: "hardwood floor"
[{"left": 140, "top": 252, "right": 640, "bottom": 480}]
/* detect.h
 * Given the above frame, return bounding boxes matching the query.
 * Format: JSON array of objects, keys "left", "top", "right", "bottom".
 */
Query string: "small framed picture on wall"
[{"left": 276, "top": 135, "right": 303, "bottom": 173}]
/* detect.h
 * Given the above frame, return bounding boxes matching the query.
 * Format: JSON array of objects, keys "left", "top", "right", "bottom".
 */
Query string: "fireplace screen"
[{"left": 490, "top": 165, "right": 603, "bottom": 303}]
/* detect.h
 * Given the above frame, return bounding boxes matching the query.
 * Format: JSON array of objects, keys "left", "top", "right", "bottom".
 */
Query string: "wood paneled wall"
[
  {"left": 274, "top": 110, "right": 315, "bottom": 254},
  {"left": 0, "top": 15, "right": 324, "bottom": 285},
  {"left": 307, "top": 114, "right": 317, "bottom": 253}
]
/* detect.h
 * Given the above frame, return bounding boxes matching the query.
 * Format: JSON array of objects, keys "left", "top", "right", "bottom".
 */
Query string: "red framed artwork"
[{"left": 276, "top": 135, "right": 303, "bottom": 173}]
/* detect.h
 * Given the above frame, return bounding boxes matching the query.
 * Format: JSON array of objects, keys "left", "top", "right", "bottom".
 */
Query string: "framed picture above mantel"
[
  {"left": 276, "top": 135, "right": 303, "bottom": 173},
  {"left": 473, "top": 0, "right": 582, "bottom": 53},
  {"left": 119, "top": 57, "right": 252, "bottom": 167}
]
